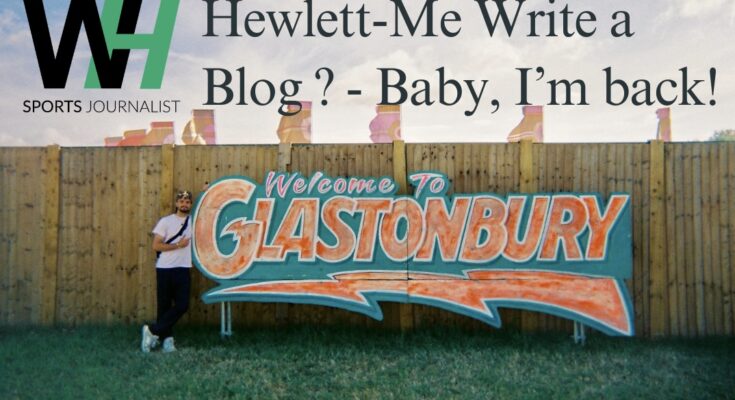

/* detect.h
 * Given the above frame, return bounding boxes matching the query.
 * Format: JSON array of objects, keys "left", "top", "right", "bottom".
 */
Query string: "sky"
[{"left": 0, "top": 0, "right": 733, "bottom": 146}]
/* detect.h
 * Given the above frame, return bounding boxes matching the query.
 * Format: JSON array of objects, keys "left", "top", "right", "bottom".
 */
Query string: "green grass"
[{"left": 1, "top": 325, "right": 733, "bottom": 399}]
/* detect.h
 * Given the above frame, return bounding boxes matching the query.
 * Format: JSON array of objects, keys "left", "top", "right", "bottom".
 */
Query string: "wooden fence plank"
[
  {"left": 618, "top": 144, "right": 634, "bottom": 337},
  {"left": 11, "top": 149, "right": 24, "bottom": 324},
  {"left": 64, "top": 150, "right": 81, "bottom": 324},
  {"left": 664, "top": 144, "right": 679, "bottom": 336},
  {"left": 56, "top": 150, "right": 70, "bottom": 324},
  {"left": 0, "top": 150, "right": 9, "bottom": 323},
  {"left": 82, "top": 149, "right": 95, "bottom": 324},
  {"left": 692, "top": 144, "right": 706, "bottom": 336},
  {"left": 160, "top": 145, "right": 174, "bottom": 217},
  {"left": 67, "top": 149, "right": 85, "bottom": 325},
  {"left": 21, "top": 150, "right": 44, "bottom": 324},
  {"left": 14, "top": 149, "right": 33, "bottom": 324},
  {"left": 90, "top": 149, "right": 104, "bottom": 323},
  {"left": 133, "top": 149, "right": 149, "bottom": 323},
  {"left": 578, "top": 143, "right": 586, "bottom": 189},
  {"left": 562, "top": 144, "right": 573, "bottom": 191},
  {"left": 664, "top": 143, "right": 679, "bottom": 336},
  {"left": 463, "top": 143, "right": 473, "bottom": 194},
  {"left": 144, "top": 148, "right": 162, "bottom": 321},
  {"left": 118, "top": 150, "right": 132, "bottom": 323},
  {"left": 641, "top": 144, "right": 652, "bottom": 337},
  {"left": 726, "top": 142, "right": 735, "bottom": 333},
  {"left": 720, "top": 143, "right": 731, "bottom": 335},
  {"left": 649, "top": 140, "right": 666, "bottom": 336},
  {"left": 113, "top": 149, "right": 129, "bottom": 321},
  {"left": 41, "top": 146, "right": 60, "bottom": 325},
  {"left": 133, "top": 149, "right": 147, "bottom": 323},
  {"left": 112, "top": 149, "right": 127, "bottom": 324},
  {"left": 454, "top": 144, "right": 465, "bottom": 195},
  {"left": 701, "top": 145, "right": 714, "bottom": 335},
  {"left": 673, "top": 144, "right": 687, "bottom": 336},
  {"left": 21, "top": 148, "right": 46, "bottom": 324},
  {"left": 485, "top": 144, "right": 494, "bottom": 193},
  {"left": 2, "top": 150, "right": 19, "bottom": 323},
  {"left": 629, "top": 145, "right": 642, "bottom": 335},
  {"left": 623, "top": 145, "right": 634, "bottom": 331},
  {"left": 26, "top": 149, "right": 45, "bottom": 323},
  {"left": 103, "top": 148, "right": 118, "bottom": 322},
  {"left": 683, "top": 145, "right": 697, "bottom": 336},
  {"left": 728, "top": 143, "right": 735, "bottom": 335},
  {"left": 709, "top": 145, "right": 723, "bottom": 335}
]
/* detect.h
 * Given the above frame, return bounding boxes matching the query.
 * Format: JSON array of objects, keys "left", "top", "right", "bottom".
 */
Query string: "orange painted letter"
[
  {"left": 539, "top": 196, "right": 588, "bottom": 261},
  {"left": 504, "top": 196, "right": 549, "bottom": 262},
  {"left": 380, "top": 198, "right": 425, "bottom": 261},
  {"left": 416, "top": 197, "right": 470, "bottom": 262},
  {"left": 316, "top": 197, "right": 357, "bottom": 262},
  {"left": 270, "top": 198, "right": 319, "bottom": 261},
  {"left": 459, "top": 196, "right": 507, "bottom": 263},
  {"left": 193, "top": 179, "right": 261, "bottom": 279},
  {"left": 582, "top": 195, "right": 629, "bottom": 260},
  {"left": 253, "top": 199, "right": 281, "bottom": 260},
  {"left": 354, "top": 199, "right": 391, "bottom": 261}
]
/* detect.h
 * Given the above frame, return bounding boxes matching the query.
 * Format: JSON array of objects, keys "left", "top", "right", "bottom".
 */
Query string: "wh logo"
[{"left": 23, "top": 0, "right": 179, "bottom": 89}]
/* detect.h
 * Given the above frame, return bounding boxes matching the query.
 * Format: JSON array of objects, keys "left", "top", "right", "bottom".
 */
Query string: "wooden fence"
[{"left": 0, "top": 142, "right": 733, "bottom": 337}]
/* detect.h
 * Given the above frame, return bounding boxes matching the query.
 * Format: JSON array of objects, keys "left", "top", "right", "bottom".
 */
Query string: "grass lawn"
[{"left": 1, "top": 324, "right": 733, "bottom": 399}]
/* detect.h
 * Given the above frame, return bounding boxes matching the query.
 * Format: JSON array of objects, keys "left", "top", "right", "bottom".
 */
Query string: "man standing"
[{"left": 141, "top": 190, "right": 193, "bottom": 353}]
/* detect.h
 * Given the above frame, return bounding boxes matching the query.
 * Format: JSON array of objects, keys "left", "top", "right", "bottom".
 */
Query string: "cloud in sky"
[
  {"left": 0, "top": 0, "right": 733, "bottom": 146},
  {"left": 672, "top": 0, "right": 733, "bottom": 18}
]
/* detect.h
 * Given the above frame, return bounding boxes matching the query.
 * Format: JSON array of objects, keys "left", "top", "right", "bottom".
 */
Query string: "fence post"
[
  {"left": 41, "top": 145, "right": 61, "bottom": 326},
  {"left": 275, "top": 143, "right": 293, "bottom": 325},
  {"left": 278, "top": 143, "right": 292, "bottom": 172},
  {"left": 519, "top": 138, "right": 539, "bottom": 332},
  {"left": 392, "top": 140, "right": 414, "bottom": 332},
  {"left": 649, "top": 140, "right": 667, "bottom": 337},
  {"left": 392, "top": 140, "right": 409, "bottom": 194},
  {"left": 160, "top": 144, "right": 175, "bottom": 215}
]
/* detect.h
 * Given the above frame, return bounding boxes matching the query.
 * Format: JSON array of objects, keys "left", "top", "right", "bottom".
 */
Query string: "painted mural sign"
[{"left": 192, "top": 171, "right": 634, "bottom": 336}]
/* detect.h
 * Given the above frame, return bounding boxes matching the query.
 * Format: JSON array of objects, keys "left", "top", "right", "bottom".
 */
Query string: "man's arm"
[{"left": 152, "top": 234, "right": 190, "bottom": 252}]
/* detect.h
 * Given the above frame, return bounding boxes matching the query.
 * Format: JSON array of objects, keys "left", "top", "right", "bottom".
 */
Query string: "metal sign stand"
[
  {"left": 220, "top": 302, "right": 232, "bottom": 338},
  {"left": 219, "top": 299, "right": 589, "bottom": 343},
  {"left": 573, "top": 321, "right": 587, "bottom": 345}
]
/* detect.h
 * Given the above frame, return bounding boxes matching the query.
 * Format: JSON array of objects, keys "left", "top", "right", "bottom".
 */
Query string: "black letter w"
[{"left": 23, "top": 0, "right": 142, "bottom": 88}]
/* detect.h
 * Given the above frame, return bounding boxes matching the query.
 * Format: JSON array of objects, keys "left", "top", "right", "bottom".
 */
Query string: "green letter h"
[{"left": 85, "top": 0, "right": 179, "bottom": 89}]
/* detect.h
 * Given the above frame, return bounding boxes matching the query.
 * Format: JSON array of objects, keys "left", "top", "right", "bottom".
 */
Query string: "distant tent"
[
  {"left": 507, "top": 106, "right": 543, "bottom": 143},
  {"left": 656, "top": 108, "right": 672, "bottom": 142},
  {"left": 277, "top": 101, "right": 312, "bottom": 144},
  {"left": 369, "top": 105, "right": 401, "bottom": 143},
  {"left": 182, "top": 109, "right": 216, "bottom": 145}
]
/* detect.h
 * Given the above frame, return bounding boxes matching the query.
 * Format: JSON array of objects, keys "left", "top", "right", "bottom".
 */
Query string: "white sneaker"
[
  {"left": 141, "top": 325, "right": 159, "bottom": 353},
  {"left": 162, "top": 337, "right": 176, "bottom": 353}
]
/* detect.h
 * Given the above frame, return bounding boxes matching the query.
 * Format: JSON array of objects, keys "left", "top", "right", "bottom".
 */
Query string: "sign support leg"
[
  {"left": 573, "top": 321, "right": 587, "bottom": 345},
  {"left": 221, "top": 302, "right": 233, "bottom": 339},
  {"left": 227, "top": 302, "right": 232, "bottom": 337}
]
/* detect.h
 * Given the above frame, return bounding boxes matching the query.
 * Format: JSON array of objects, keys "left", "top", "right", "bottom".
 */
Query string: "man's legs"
[
  {"left": 155, "top": 268, "right": 174, "bottom": 331},
  {"left": 151, "top": 267, "right": 190, "bottom": 339}
]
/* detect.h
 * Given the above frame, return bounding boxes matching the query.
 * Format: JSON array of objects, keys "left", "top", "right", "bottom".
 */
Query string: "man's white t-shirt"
[{"left": 152, "top": 214, "right": 192, "bottom": 269}]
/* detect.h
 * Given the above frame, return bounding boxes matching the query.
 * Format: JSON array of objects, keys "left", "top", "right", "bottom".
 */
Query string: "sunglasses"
[{"left": 176, "top": 191, "right": 192, "bottom": 200}]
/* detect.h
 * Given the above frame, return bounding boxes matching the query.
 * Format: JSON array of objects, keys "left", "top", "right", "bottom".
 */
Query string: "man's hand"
[{"left": 153, "top": 235, "right": 191, "bottom": 252}]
